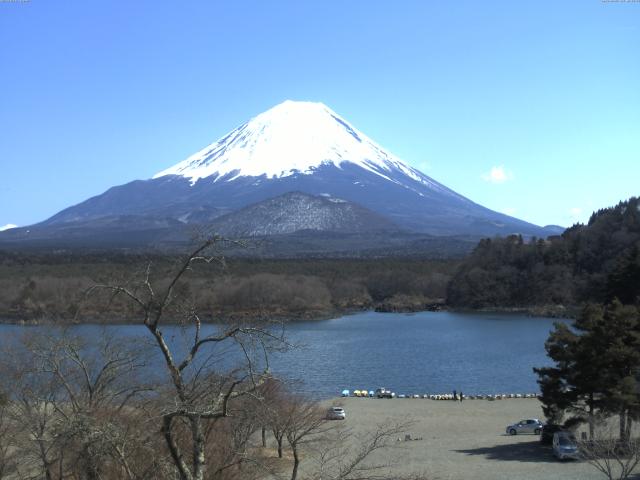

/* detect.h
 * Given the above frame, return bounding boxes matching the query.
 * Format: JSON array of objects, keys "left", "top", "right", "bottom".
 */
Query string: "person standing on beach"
[
  {"left": 459, "top": 391, "right": 463, "bottom": 402},
  {"left": 453, "top": 389, "right": 457, "bottom": 401}
]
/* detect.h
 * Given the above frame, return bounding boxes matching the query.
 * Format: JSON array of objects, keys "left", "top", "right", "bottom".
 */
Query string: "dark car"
[
  {"left": 553, "top": 431, "right": 580, "bottom": 460},
  {"left": 375, "top": 387, "right": 395, "bottom": 399},
  {"left": 540, "top": 424, "right": 564, "bottom": 445}
]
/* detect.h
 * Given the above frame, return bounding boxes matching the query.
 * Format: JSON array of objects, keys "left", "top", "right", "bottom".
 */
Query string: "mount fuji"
[{"left": 0, "top": 100, "right": 562, "bottom": 252}]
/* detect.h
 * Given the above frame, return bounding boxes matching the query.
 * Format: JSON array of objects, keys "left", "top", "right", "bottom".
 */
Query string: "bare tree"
[
  {"left": 307, "top": 421, "right": 415, "bottom": 480},
  {"left": 0, "top": 339, "right": 66, "bottom": 480},
  {"left": 282, "top": 396, "right": 327, "bottom": 480},
  {"left": 202, "top": 394, "right": 264, "bottom": 480},
  {"left": 259, "top": 379, "right": 291, "bottom": 459},
  {"left": 0, "top": 331, "right": 161, "bottom": 480},
  {"left": 254, "top": 378, "right": 280, "bottom": 450},
  {"left": 36, "top": 333, "right": 156, "bottom": 480},
  {"left": 578, "top": 421, "right": 640, "bottom": 480},
  {"left": 86, "top": 236, "right": 286, "bottom": 480},
  {"left": 0, "top": 390, "right": 17, "bottom": 479}
]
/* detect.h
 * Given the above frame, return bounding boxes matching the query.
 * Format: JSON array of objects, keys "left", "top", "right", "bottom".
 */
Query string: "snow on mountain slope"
[
  {"left": 10, "top": 100, "right": 561, "bottom": 245},
  {"left": 153, "top": 100, "right": 452, "bottom": 196},
  {"left": 209, "top": 191, "right": 399, "bottom": 236}
]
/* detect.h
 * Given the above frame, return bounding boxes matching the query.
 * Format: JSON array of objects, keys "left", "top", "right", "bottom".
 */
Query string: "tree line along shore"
[
  {"left": 0, "top": 196, "right": 638, "bottom": 324},
  {"left": 0, "top": 255, "right": 455, "bottom": 324}
]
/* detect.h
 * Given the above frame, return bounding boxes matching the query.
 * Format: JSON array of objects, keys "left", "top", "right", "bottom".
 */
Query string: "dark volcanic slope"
[
  {"left": 40, "top": 163, "right": 560, "bottom": 238},
  {"left": 209, "top": 191, "right": 399, "bottom": 236}
]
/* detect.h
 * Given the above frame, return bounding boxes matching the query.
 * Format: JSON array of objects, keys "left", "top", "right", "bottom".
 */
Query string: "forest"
[
  {"left": 0, "top": 252, "right": 457, "bottom": 324},
  {"left": 447, "top": 197, "right": 640, "bottom": 312},
  {"left": 2, "top": 197, "right": 639, "bottom": 324}
]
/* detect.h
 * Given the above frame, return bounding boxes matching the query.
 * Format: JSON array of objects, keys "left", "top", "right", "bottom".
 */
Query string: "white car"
[
  {"left": 506, "top": 418, "right": 544, "bottom": 435},
  {"left": 553, "top": 432, "right": 580, "bottom": 460},
  {"left": 326, "top": 407, "right": 346, "bottom": 420}
]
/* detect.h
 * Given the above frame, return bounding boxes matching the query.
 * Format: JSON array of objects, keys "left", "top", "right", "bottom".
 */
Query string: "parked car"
[
  {"left": 505, "top": 418, "right": 544, "bottom": 435},
  {"left": 375, "top": 387, "right": 395, "bottom": 399},
  {"left": 553, "top": 431, "right": 580, "bottom": 460},
  {"left": 326, "top": 407, "right": 346, "bottom": 420},
  {"left": 540, "top": 424, "right": 564, "bottom": 445}
]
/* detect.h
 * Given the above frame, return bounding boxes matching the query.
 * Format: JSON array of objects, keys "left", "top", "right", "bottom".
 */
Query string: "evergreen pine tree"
[{"left": 535, "top": 301, "right": 640, "bottom": 441}]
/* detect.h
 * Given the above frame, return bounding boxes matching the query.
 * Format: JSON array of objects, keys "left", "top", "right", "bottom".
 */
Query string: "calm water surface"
[
  {"left": 275, "top": 311, "right": 565, "bottom": 397},
  {"left": 0, "top": 311, "right": 565, "bottom": 398}
]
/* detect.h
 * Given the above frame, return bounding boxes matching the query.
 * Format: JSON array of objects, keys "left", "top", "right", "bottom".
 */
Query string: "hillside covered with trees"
[
  {"left": 0, "top": 254, "right": 456, "bottom": 324},
  {"left": 447, "top": 197, "right": 640, "bottom": 312}
]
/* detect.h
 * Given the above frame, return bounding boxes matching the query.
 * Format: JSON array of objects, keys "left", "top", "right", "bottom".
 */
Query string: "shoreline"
[
  {"left": 453, "top": 304, "right": 578, "bottom": 319},
  {"left": 0, "top": 303, "right": 576, "bottom": 326}
]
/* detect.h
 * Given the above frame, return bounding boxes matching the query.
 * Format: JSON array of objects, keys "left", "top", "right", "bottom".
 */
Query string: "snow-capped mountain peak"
[
  {"left": 153, "top": 100, "right": 428, "bottom": 186},
  {"left": 4, "top": 101, "right": 558, "bottom": 246}
]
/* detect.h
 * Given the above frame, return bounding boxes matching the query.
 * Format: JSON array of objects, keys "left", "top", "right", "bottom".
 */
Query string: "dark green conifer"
[{"left": 535, "top": 301, "right": 640, "bottom": 441}]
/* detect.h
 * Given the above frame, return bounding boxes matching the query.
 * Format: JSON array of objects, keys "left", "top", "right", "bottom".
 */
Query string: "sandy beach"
[{"left": 319, "top": 397, "right": 605, "bottom": 480}]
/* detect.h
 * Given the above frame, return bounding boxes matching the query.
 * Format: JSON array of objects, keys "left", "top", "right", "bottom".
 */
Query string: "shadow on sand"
[{"left": 454, "top": 440, "right": 558, "bottom": 463}]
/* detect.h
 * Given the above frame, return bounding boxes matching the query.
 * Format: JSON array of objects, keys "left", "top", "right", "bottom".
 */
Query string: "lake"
[{"left": 0, "top": 311, "right": 565, "bottom": 398}]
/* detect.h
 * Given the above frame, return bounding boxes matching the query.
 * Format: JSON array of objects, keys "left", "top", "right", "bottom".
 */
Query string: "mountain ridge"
[
  {"left": 0, "top": 100, "right": 563, "bottom": 252},
  {"left": 209, "top": 191, "right": 400, "bottom": 236}
]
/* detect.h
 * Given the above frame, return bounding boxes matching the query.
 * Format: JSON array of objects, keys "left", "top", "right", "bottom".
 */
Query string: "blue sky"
[{"left": 0, "top": 0, "right": 638, "bottom": 229}]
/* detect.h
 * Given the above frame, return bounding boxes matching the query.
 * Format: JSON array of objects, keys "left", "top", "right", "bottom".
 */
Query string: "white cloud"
[
  {"left": 502, "top": 207, "right": 517, "bottom": 216},
  {"left": 481, "top": 165, "right": 513, "bottom": 184},
  {"left": 0, "top": 224, "right": 17, "bottom": 232},
  {"left": 568, "top": 207, "right": 582, "bottom": 220}
]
